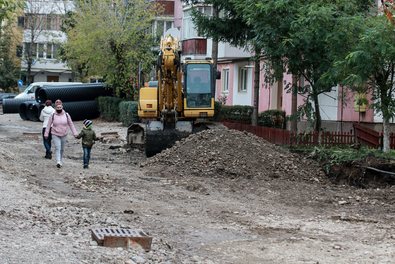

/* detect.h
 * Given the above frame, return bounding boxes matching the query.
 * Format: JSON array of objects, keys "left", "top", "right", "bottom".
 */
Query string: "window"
[
  {"left": 25, "top": 43, "right": 37, "bottom": 57},
  {"left": 34, "top": 17, "right": 42, "bottom": 30},
  {"left": 45, "top": 15, "right": 60, "bottom": 31},
  {"left": 38, "top": 44, "right": 44, "bottom": 58},
  {"left": 185, "top": 64, "right": 212, "bottom": 108},
  {"left": 24, "top": 43, "right": 30, "bottom": 56},
  {"left": 166, "top": 21, "right": 173, "bottom": 31},
  {"left": 222, "top": 68, "right": 229, "bottom": 93},
  {"left": 46, "top": 44, "right": 59, "bottom": 59},
  {"left": 32, "top": 43, "right": 37, "bottom": 57},
  {"left": 46, "top": 15, "right": 52, "bottom": 30},
  {"left": 53, "top": 44, "right": 59, "bottom": 58},
  {"left": 16, "top": 46, "right": 22, "bottom": 58},
  {"left": 17, "top": 17, "right": 25, "bottom": 28},
  {"left": 46, "top": 44, "right": 52, "bottom": 59},
  {"left": 239, "top": 67, "right": 248, "bottom": 92},
  {"left": 153, "top": 20, "right": 174, "bottom": 37},
  {"left": 182, "top": 5, "right": 211, "bottom": 39},
  {"left": 90, "top": 78, "right": 104, "bottom": 83}
]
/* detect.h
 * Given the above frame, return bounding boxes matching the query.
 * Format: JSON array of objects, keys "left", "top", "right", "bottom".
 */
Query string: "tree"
[
  {"left": 0, "top": 0, "right": 24, "bottom": 91},
  {"left": 0, "top": 0, "right": 24, "bottom": 21},
  {"left": 0, "top": 25, "right": 21, "bottom": 92},
  {"left": 334, "top": 15, "right": 395, "bottom": 153},
  {"left": 180, "top": 0, "right": 261, "bottom": 126},
  {"left": 232, "top": 0, "right": 374, "bottom": 132},
  {"left": 63, "top": 0, "right": 159, "bottom": 99},
  {"left": 381, "top": 0, "right": 395, "bottom": 25}
]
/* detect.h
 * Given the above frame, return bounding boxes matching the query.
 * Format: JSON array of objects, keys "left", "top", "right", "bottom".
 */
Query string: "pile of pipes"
[{"left": 2, "top": 83, "right": 112, "bottom": 121}]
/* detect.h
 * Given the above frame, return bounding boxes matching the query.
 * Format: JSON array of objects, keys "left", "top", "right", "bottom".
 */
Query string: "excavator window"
[{"left": 185, "top": 64, "right": 212, "bottom": 108}]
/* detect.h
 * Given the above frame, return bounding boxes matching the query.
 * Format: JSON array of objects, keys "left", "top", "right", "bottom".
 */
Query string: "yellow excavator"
[{"left": 127, "top": 35, "right": 221, "bottom": 157}]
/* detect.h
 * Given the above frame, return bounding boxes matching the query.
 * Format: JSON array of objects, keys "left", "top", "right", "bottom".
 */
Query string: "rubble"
[
  {"left": 147, "top": 129, "right": 329, "bottom": 184},
  {"left": 1, "top": 114, "right": 395, "bottom": 263}
]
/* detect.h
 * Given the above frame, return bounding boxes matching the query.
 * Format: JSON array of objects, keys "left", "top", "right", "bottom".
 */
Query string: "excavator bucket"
[{"left": 145, "top": 120, "right": 193, "bottom": 157}]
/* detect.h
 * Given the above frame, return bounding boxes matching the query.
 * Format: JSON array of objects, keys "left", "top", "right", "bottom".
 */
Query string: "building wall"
[
  {"left": 20, "top": 0, "right": 75, "bottom": 84},
  {"left": 216, "top": 63, "right": 234, "bottom": 105},
  {"left": 174, "top": 0, "right": 183, "bottom": 32},
  {"left": 337, "top": 88, "right": 375, "bottom": 123},
  {"left": 174, "top": 0, "right": 387, "bottom": 131}
]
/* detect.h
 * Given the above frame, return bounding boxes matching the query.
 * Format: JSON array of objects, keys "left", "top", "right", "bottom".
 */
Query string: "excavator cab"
[{"left": 183, "top": 59, "right": 216, "bottom": 118}]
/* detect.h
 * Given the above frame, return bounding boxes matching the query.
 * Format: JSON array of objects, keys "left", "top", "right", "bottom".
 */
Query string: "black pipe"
[
  {"left": 34, "top": 87, "right": 42, "bottom": 102},
  {"left": 18, "top": 101, "right": 32, "bottom": 120},
  {"left": 3, "top": 99, "right": 35, "bottom": 114},
  {"left": 27, "top": 102, "right": 41, "bottom": 121},
  {"left": 60, "top": 101, "right": 99, "bottom": 121},
  {"left": 36, "top": 83, "right": 112, "bottom": 103},
  {"left": 20, "top": 100, "right": 99, "bottom": 122}
]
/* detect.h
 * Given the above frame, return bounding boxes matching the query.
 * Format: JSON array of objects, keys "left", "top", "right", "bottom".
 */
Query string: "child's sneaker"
[{"left": 83, "top": 164, "right": 89, "bottom": 169}]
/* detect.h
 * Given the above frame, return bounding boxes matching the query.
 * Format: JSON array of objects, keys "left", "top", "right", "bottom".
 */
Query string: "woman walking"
[
  {"left": 44, "top": 100, "right": 78, "bottom": 168},
  {"left": 39, "top": 100, "right": 55, "bottom": 159}
]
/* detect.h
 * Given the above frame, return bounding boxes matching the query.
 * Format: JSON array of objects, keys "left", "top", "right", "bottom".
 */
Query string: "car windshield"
[{"left": 22, "top": 84, "right": 34, "bottom": 94}]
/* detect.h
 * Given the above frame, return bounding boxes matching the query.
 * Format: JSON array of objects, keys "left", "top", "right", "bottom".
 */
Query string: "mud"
[{"left": 0, "top": 113, "right": 394, "bottom": 263}]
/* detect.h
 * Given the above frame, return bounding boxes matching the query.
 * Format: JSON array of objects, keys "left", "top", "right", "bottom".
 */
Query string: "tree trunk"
[
  {"left": 383, "top": 116, "right": 390, "bottom": 153},
  {"left": 212, "top": 7, "right": 218, "bottom": 71},
  {"left": 313, "top": 91, "right": 322, "bottom": 132},
  {"left": 252, "top": 49, "right": 260, "bottom": 126},
  {"left": 27, "top": 28, "right": 34, "bottom": 85},
  {"left": 291, "top": 75, "right": 298, "bottom": 132},
  {"left": 212, "top": 7, "right": 218, "bottom": 98}
]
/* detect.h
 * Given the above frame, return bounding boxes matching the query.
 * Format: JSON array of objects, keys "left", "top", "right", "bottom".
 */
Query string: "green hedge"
[
  {"left": 97, "top": 97, "right": 284, "bottom": 129},
  {"left": 258, "top": 109, "right": 285, "bottom": 128},
  {"left": 217, "top": 105, "right": 254, "bottom": 122},
  {"left": 96, "top": 96, "right": 125, "bottom": 121},
  {"left": 119, "top": 101, "right": 140, "bottom": 126}
]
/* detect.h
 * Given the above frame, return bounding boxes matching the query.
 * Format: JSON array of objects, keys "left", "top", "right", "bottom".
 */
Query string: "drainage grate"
[{"left": 91, "top": 228, "right": 152, "bottom": 251}]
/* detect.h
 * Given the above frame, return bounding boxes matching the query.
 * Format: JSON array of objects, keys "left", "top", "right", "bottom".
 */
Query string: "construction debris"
[{"left": 146, "top": 129, "right": 329, "bottom": 184}]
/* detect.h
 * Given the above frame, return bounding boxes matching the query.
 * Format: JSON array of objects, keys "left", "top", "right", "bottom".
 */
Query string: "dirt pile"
[{"left": 146, "top": 129, "right": 329, "bottom": 184}]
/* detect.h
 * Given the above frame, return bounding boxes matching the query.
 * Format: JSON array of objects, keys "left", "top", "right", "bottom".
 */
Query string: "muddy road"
[{"left": 0, "top": 113, "right": 394, "bottom": 264}]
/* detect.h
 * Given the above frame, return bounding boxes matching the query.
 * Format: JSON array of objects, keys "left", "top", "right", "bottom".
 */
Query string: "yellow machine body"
[
  {"left": 130, "top": 35, "right": 219, "bottom": 157},
  {"left": 138, "top": 87, "right": 158, "bottom": 118}
]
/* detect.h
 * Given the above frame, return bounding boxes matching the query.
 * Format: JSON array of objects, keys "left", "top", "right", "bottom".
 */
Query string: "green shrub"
[
  {"left": 96, "top": 96, "right": 125, "bottom": 121},
  {"left": 218, "top": 105, "right": 253, "bottom": 123},
  {"left": 119, "top": 101, "right": 140, "bottom": 126},
  {"left": 258, "top": 109, "right": 285, "bottom": 128},
  {"left": 201, "top": 101, "right": 223, "bottom": 121}
]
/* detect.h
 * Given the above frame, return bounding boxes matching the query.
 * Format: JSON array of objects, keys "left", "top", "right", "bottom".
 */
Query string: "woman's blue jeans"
[
  {"left": 42, "top": 127, "right": 52, "bottom": 155},
  {"left": 83, "top": 147, "right": 92, "bottom": 165}
]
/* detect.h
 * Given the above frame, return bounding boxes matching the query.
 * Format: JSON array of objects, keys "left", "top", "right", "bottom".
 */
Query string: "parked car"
[
  {"left": 14, "top": 82, "right": 82, "bottom": 100},
  {"left": 0, "top": 93, "right": 18, "bottom": 104}
]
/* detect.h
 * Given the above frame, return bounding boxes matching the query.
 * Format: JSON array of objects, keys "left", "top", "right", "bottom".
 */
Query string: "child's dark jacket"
[{"left": 76, "top": 127, "right": 100, "bottom": 148}]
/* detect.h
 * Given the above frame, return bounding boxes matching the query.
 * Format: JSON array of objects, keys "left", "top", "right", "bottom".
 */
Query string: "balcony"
[
  {"left": 153, "top": 1, "right": 175, "bottom": 16},
  {"left": 182, "top": 39, "right": 207, "bottom": 55}
]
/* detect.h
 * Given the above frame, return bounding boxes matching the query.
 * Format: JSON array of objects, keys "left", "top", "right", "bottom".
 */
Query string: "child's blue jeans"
[{"left": 83, "top": 147, "right": 92, "bottom": 165}]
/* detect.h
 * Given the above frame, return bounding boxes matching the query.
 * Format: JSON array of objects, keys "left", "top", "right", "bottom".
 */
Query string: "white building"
[{"left": 18, "top": 0, "right": 77, "bottom": 91}]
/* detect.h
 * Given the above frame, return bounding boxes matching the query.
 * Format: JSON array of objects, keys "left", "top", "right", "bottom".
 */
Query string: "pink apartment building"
[{"left": 167, "top": 0, "right": 380, "bottom": 132}]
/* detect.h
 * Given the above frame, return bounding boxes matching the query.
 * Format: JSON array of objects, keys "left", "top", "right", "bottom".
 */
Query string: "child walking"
[{"left": 76, "top": 119, "right": 102, "bottom": 169}]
